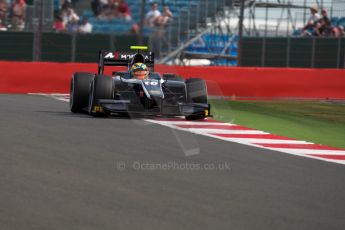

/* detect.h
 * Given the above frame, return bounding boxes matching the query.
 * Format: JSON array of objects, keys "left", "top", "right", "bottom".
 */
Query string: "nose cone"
[
  {"left": 149, "top": 89, "right": 164, "bottom": 97},
  {"left": 143, "top": 79, "right": 164, "bottom": 99}
]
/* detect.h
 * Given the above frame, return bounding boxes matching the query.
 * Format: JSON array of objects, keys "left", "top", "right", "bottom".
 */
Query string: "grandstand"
[
  {"left": 70, "top": 0, "right": 233, "bottom": 64},
  {"left": 26, "top": 0, "right": 345, "bottom": 66},
  {"left": 0, "top": 0, "right": 344, "bottom": 67},
  {"left": 73, "top": 0, "right": 214, "bottom": 34}
]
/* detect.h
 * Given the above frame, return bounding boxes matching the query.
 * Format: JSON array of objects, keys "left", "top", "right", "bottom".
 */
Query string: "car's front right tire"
[
  {"left": 162, "top": 73, "right": 184, "bottom": 82},
  {"left": 185, "top": 78, "right": 208, "bottom": 120}
]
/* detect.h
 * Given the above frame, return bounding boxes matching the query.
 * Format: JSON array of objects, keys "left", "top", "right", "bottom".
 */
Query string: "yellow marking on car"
[
  {"left": 130, "top": 46, "right": 148, "bottom": 50},
  {"left": 93, "top": 106, "right": 103, "bottom": 113}
]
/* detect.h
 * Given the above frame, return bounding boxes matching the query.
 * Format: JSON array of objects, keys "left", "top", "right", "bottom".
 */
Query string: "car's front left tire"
[
  {"left": 70, "top": 72, "right": 95, "bottom": 113},
  {"left": 88, "top": 75, "right": 114, "bottom": 116}
]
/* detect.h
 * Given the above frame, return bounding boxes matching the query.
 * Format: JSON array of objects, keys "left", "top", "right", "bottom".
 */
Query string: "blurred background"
[{"left": 0, "top": 0, "right": 344, "bottom": 68}]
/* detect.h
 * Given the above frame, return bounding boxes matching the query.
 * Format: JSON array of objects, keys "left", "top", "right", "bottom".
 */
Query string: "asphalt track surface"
[{"left": 1, "top": 94, "right": 345, "bottom": 230}]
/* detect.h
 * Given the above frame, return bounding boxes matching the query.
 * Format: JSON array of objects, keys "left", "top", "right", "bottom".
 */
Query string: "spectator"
[
  {"left": 320, "top": 9, "right": 330, "bottom": 23},
  {"left": 61, "top": 7, "right": 79, "bottom": 26},
  {"left": 0, "top": 0, "right": 8, "bottom": 31},
  {"left": 302, "top": 5, "right": 320, "bottom": 36},
  {"left": 332, "top": 25, "right": 344, "bottom": 38},
  {"left": 153, "top": 5, "right": 172, "bottom": 27},
  {"left": 66, "top": 16, "right": 78, "bottom": 32},
  {"left": 61, "top": 0, "right": 72, "bottom": 11},
  {"left": 129, "top": 23, "right": 139, "bottom": 35},
  {"left": 145, "top": 2, "right": 161, "bottom": 27},
  {"left": 11, "top": 0, "right": 26, "bottom": 31},
  {"left": 314, "top": 18, "right": 331, "bottom": 37},
  {"left": 98, "top": 0, "right": 116, "bottom": 20},
  {"left": 314, "top": 9, "right": 331, "bottom": 37},
  {"left": 117, "top": 0, "right": 131, "bottom": 21},
  {"left": 78, "top": 17, "right": 92, "bottom": 33},
  {"left": 307, "top": 5, "right": 320, "bottom": 24},
  {"left": 53, "top": 15, "right": 66, "bottom": 32}
]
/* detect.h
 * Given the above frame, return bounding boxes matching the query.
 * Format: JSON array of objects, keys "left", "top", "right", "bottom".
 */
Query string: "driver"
[{"left": 130, "top": 62, "right": 149, "bottom": 80}]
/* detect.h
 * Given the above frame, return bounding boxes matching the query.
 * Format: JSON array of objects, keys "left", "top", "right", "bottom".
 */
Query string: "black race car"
[{"left": 70, "top": 46, "right": 211, "bottom": 120}]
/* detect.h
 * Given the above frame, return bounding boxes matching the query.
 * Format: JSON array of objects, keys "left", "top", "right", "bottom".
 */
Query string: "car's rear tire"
[
  {"left": 88, "top": 75, "right": 114, "bottom": 116},
  {"left": 70, "top": 72, "right": 94, "bottom": 113},
  {"left": 185, "top": 78, "right": 208, "bottom": 120},
  {"left": 162, "top": 73, "right": 184, "bottom": 82}
]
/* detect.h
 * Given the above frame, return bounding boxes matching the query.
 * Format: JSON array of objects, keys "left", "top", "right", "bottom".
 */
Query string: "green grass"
[{"left": 210, "top": 100, "right": 345, "bottom": 149}]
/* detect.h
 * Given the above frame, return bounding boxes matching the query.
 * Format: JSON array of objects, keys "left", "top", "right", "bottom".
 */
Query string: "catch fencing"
[{"left": 0, "top": 32, "right": 143, "bottom": 62}]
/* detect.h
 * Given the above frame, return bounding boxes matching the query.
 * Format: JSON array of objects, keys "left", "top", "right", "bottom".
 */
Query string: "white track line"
[
  {"left": 149, "top": 121, "right": 234, "bottom": 125},
  {"left": 207, "top": 138, "right": 311, "bottom": 144},
  {"left": 29, "top": 93, "right": 70, "bottom": 102},
  {"left": 263, "top": 148, "right": 345, "bottom": 155},
  {"left": 187, "top": 129, "right": 269, "bottom": 134}
]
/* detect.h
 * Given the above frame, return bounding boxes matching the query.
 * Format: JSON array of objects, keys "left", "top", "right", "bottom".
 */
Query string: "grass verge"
[{"left": 210, "top": 100, "right": 345, "bottom": 149}]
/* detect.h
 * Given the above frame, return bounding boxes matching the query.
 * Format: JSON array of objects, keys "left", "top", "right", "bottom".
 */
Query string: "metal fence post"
[
  {"left": 167, "top": 25, "right": 171, "bottom": 53},
  {"left": 264, "top": 3, "right": 268, "bottom": 37},
  {"left": 110, "top": 34, "right": 115, "bottom": 51},
  {"left": 303, "top": 0, "right": 307, "bottom": 25},
  {"left": 205, "top": 0, "right": 208, "bottom": 24},
  {"left": 261, "top": 37, "right": 266, "bottom": 67},
  {"left": 311, "top": 37, "right": 316, "bottom": 68},
  {"left": 237, "top": 0, "right": 245, "bottom": 66},
  {"left": 196, "top": 1, "right": 199, "bottom": 31},
  {"left": 286, "top": 36, "right": 290, "bottom": 67},
  {"left": 71, "top": 33, "right": 77, "bottom": 62},
  {"left": 138, "top": 0, "right": 146, "bottom": 45},
  {"left": 32, "top": 20, "right": 38, "bottom": 61},
  {"left": 337, "top": 37, "right": 341, "bottom": 69},
  {"left": 177, "top": 14, "right": 181, "bottom": 45},
  {"left": 33, "top": 0, "right": 43, "bottom": 61},
  {"left": 343, "top": 38, "right": 345, "bottom": 68}
]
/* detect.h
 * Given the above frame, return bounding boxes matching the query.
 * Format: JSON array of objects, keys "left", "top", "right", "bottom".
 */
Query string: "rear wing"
[{"left": 98, "top": 50, "right": 155, "bottom": 74}]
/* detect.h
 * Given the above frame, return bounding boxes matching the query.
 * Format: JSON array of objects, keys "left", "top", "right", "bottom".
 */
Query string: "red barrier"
[{"left": 1, "top": 61, "right": 345, "bottom": 99}]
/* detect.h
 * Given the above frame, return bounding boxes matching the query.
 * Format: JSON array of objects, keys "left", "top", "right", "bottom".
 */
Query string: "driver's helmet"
[{"left": 131, "top": 62, "right": 149, "bottom": 80}]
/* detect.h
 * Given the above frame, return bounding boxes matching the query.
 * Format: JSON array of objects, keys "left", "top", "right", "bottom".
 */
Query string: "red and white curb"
[
  {"left": 42, "top": 93, "right": 345, "bottom": 165},
  {"left": 147, "top": 118, "right": 345, "bottom": 165}
]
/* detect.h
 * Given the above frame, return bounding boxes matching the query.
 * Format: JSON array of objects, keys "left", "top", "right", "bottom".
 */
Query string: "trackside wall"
[{"left": 1, "top": 61, "right": 345, "bottom": 99}]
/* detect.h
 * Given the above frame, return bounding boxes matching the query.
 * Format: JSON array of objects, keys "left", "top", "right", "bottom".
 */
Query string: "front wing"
[{"left": 94, "top": 99, "right": 211, "bottom": 117}]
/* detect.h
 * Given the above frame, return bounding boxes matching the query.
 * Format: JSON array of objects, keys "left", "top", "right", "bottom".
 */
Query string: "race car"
[{"left": 70, "top": 46, "right": 211, "bottom": 120}]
